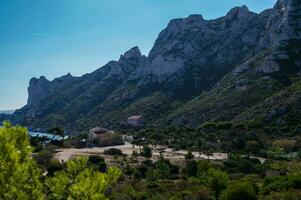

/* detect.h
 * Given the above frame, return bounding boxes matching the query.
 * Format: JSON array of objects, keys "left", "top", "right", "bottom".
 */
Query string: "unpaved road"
[{"left": 54, "top": 143, "right": 229, "bottom": 163}]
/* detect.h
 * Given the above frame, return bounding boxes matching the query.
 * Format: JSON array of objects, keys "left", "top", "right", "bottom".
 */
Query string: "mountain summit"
[{"left": 3, "top": 0, "right": 301, "bottom": 132}]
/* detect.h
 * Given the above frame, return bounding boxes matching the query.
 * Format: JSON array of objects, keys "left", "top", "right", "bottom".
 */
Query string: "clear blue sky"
[{"left": 0, "top": 0, "right": 276, "bottom": 110}]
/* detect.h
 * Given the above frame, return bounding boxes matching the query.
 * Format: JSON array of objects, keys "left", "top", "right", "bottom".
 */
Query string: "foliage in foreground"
[
  {"left": 0, "top": 122, "right": 121, "bottom": 200},
  {"left": 0, "top": 121, "right": 44, "bottom": 199},
  {"left": 46, "top": 157, "right": 121, "bottom": 200}
]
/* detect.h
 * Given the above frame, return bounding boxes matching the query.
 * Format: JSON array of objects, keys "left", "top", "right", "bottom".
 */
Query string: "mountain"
[
  {"left": 0, "top": 110, "right": 15, "bottom": 115},
  {"left": 2, "top": 0, "right": 301, "bottom": 133}
]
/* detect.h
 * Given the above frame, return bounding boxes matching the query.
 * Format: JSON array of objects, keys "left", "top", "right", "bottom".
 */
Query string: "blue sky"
[{"left": 0, "top": 0, "right": 276, "bottom": 110}]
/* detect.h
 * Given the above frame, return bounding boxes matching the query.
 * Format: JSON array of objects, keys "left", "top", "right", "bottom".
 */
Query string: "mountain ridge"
[{"left": 2, "top": 0, "right": 300, "bottom": 133}]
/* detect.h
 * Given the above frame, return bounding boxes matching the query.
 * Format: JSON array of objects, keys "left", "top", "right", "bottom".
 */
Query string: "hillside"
[{"left": 2, "top": 0, "right": 301, "bottom": 133}]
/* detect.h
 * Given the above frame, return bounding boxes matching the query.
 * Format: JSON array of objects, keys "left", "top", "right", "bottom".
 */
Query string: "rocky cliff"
[{"left": 4, "top": 0, "right": 301, "bottom": 132}]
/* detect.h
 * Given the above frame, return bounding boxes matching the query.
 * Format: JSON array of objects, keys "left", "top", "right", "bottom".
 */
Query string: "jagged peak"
[
  {"left": 226, "top": 5, "right": 251, "bottom": 18},
  {"left": 120, "top": 46, "right": 142, "bottom": 61},
  {"left": 186, "top": 14, "right": 204, "bottom": 21},
  {"left": 29, "top": 76, "right": 49, "bottom": 84},
  {"left": 168, "top": 14, "right": 204, "bottom": 27},
  {"left": 39, "top": 76, "right": 48, "bottom": 80},
  {"left": 60, "top": 72, "right": 73, "bottom": 79}
]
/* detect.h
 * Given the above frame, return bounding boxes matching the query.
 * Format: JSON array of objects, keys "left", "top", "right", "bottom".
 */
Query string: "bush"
[
  {"left": 104, "top": 148, "right": 123, "bottom": 156},
  {"left": 140, "top": 145, "right": 152, "bottom": 159},
  {"left": 186, "top": 160, "right": 198, "bottom": 177},
  {"left": 34, "top": 149, "right": 54, "bottom": 166},
  {"left": 207, "top": 169, "right": 229, "bottom": 197},
  {"left": 220, "top": 181, "right": 257, "bottom": 200},
  {"left": 178, "top": 186, "right": 216, "bottom": 200},
  {"left": 133, "top": 164, "right": 148, "bottom": 179},
  {"left": 47, "top": 159, "right": 65, "bottom": 176},
  {"left": 88, "top": 155, "right": 107, "bottom": 172},
  {"left": 185, "top": 150, "right": 195, "bottom": 160},
  {"left": 264, "top": 190, "right": 301, "bottom": 200},
  {"left": 262, "top": 174, "right": 301, "bottom": 195}
]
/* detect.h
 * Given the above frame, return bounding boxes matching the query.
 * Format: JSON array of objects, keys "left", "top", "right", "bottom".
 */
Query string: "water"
[
  {"left": 0, "top": 126, "right": 65, "bottom": 141},
  {"left": 29, "top": 131, "right": 65, "bottom": 141}
]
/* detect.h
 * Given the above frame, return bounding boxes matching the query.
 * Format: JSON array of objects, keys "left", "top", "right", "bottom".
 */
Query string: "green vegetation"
[
  {"left": 94, "top": 133, "right": 124, "bottom": 147},
  {"left": 128, "top": 121, "right": 301, "bottom": 159},
  {"left": 140, "top": 145, "right": 153, "bottom": 159},
  {"left": 0, "top": 121, "right": 44, "bottom": 199},
  {"left": 0, "top": 122, "right": 121, "bottom": 200},
  {"left": 104, "top": 148, "right": 124, "bottom": 156},
  {"left": 2, "top": 122, "right": 301, "bottom": 199},
  {"left": 46, "top": 157, "right": 121, "bottom": 200}
]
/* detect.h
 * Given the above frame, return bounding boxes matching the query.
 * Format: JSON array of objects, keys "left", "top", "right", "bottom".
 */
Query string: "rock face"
[
  {"left": 132, "top": 6, "right": 266, "bottom": 82},
  {"left": 127, "top": 115, "right": 144, "bottom": 127},
  {"left": 6, "top": 0, "right": 301, "bottom": 131},
  {"left": 27, "top": 73, "right": 75, "bottom": 106}
]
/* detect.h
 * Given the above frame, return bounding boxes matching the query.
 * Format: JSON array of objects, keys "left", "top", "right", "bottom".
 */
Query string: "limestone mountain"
[{"left": 3, "top": 0, "right": 301, "bottom": 133}]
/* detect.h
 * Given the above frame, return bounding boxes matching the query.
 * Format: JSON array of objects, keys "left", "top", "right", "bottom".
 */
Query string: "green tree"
[
  {"left": 197, "top": 160, "right": 211, "bottom": 179},
  {"left": 264, "top": 190, "right": 301, "bottom": 200},
  {"left": 0, "top": 121, "right": 44, "bottom": 199},
  {"left": 186, "top": 160, "right": 198, "bottom": 177},
  {"left": 46, "top": 156, "right": 121, "bottom": 200},
  {"left": 48, "top": 127, "right": 65, "bottom": 143},
  {"left": 88, "top": 155, "right": 107, "bottom": 172},
  {"left": 267, "top": 146, "right": 285, "bottom": 159},
  {"left": 207, "top": 168, "right": 229, "bottom": 198},
  {"left": 197, "top": 139, "right": 204, "bottom": 157},
  {"left": 156, "top": 155, "right": 170, "bottom": 180},
  {"left": 141, "top": 145, "right": 152, "bottom": 159},
  {"left": 148, "top": 133, "right": 163, "bottom": 148},
  {"left": 185, "top": 150, "right": 195, "bottom": 160},
  {"left": 273, "top": 139, "right": 296, "bottom": 153},
  {"left": 245, "top": 140, "right": 261, "bottom": 155},
  {"left": 48, "top": 127, "right": 64, "bottom": 137},
  {"left": 146, "top": 167, "right": 157, "bottom": 183}
]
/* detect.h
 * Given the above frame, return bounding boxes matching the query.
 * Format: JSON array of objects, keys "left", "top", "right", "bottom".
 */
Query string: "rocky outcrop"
[
  {"left": 259, "top": 0, "right": 301, "bottom": 48},
  {"left": 27, "top": 76, "right": 50, "bottom": 106},
  {"left": 132, "top": 6, "right": 264, "bottom": 82},
  {"left": 27, "top": 73, "right": 75, "bottom": 106}
]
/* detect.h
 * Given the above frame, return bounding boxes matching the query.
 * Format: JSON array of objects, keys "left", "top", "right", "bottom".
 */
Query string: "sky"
[{"left": 0, "top": 0, "right": 277, "bottom": 110}]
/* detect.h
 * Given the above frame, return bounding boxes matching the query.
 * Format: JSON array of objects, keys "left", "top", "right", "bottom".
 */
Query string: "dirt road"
[{"left": 54, "top": 143, "right": 228, "bottom": 163}]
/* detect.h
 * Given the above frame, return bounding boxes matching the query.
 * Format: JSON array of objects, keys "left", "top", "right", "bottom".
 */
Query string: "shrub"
[
  {"left": 88, "top": 155, "right": 107, "bottom": 172},
  {"left": 264, "top": 190, "right": 301, "bottom": 200},
  {"left": 95, "top": 133, "right": 124, "bottom": 147},
  {"left": 272, "top": 139, "right": 296, "bottom": 153},
  {"left": 133, "top": 164, "right": 148, "bottom": 179},
  {"left": 185, "top": 150, "right": 195, "bottom": 160},
  {"left": 47, "top": 159, "right": 65, "bottom": 176},
  {"left": 220, "top": 181, "right": 257, "bottom": 200},
  {"left": 140, "top": 145, "right": 152, "bottom": 159},
  {"left": 207, "top": 169, "right": 229, "bottom": 197},
  {"left": 34, "top": 149, "right": 54, "bottom": 166},
  {"left": 262, "top": 174, "right": 301, "bottom": 195},
  {"left": 104, "top": 148, "right": 123, "bottom": 156},
  {"left": 186, "top": 160, "right": 198, "bottom": 177}
]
